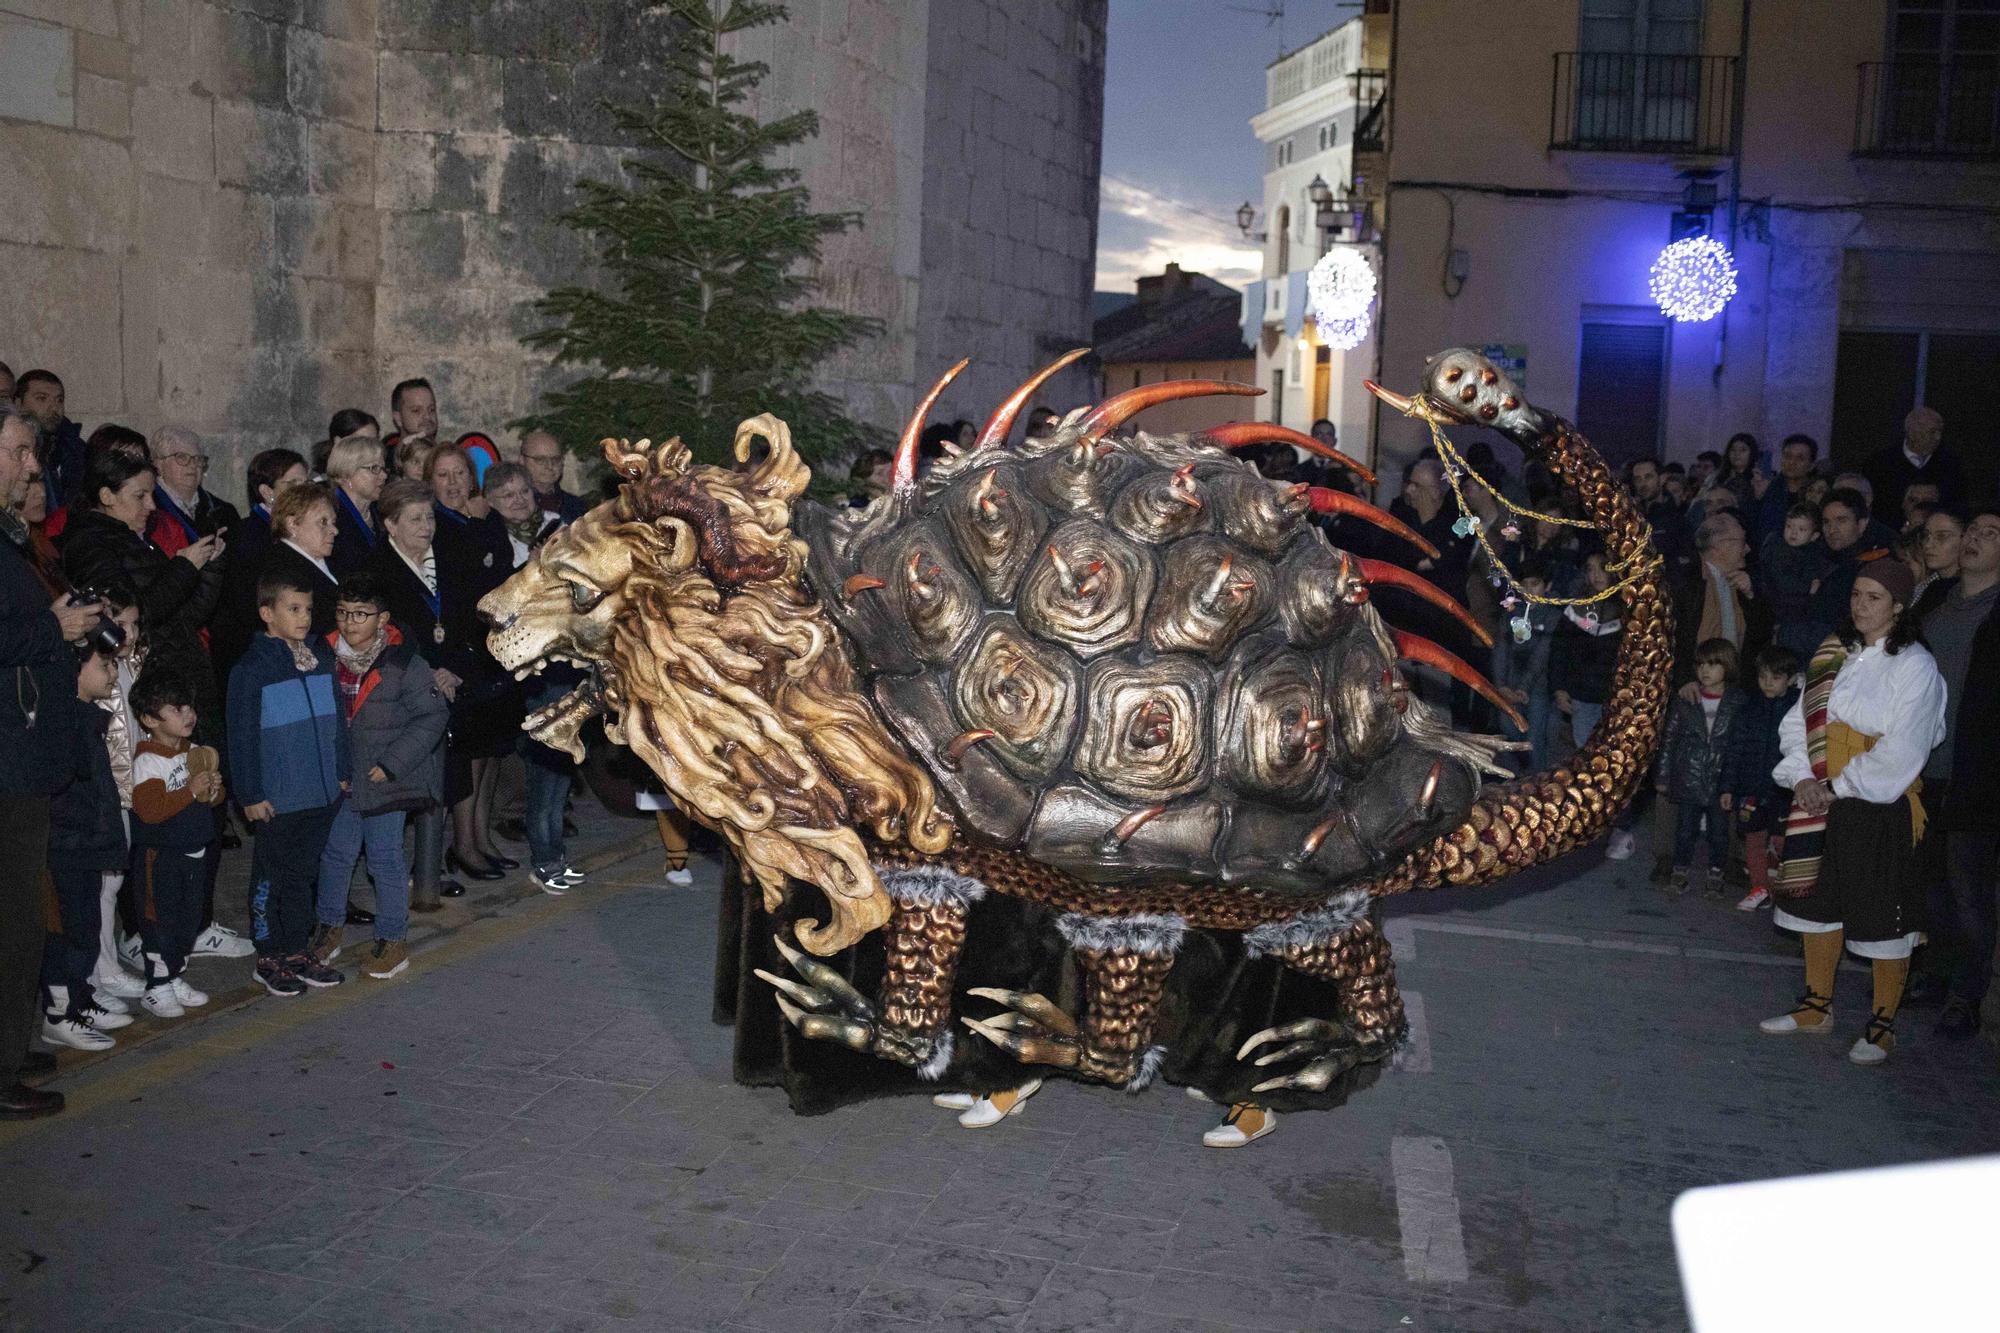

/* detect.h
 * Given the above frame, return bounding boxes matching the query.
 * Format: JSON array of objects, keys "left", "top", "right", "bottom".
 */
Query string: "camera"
[{"left": 66, "top": 587, "right": 125, "bottom": 656}]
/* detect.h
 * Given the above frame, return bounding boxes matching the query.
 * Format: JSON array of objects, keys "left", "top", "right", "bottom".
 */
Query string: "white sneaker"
[
  {"left": 530, "top": 867, "right": 569, "bottom": 896},
  {"left": 78, "top": 1002, "right": 133, "bottom": 1030},
  {"left": 117, "top": 932, "right": 144, "bottom": 970},
  {"left": 190, "top": 923, "right": 256, "bottom": 959},
  {"left": 1202, "top": 1104, "right": 1278, "bottom": 1148},
  {"left": 170, "top": 976, "right": 209, "bottom": 1008},
  {"left": 1605, "top": 829, "right": 1636, "bottom": 861},
  {"left": 1849, "top": 1033, "right": 1892, "bottom": 1065},
  {"left": 87, "top": 990, "right": 131, "bottom": 1015},
  {"left": 557, "top": 864, "right": 586, "bottom": 888},
  {"left": 91, "top": 968, "right": 147, "bottom": 1000},
  {"left": 957, "top": 1079, "right": 1043, "bottom": 1129},
  {"left": 1736, "top": 888, "right": 1771, "bottom": 912},
  {"left": 141, "top": 987, "right": 186, "bottom": 1020},
  {"left": 664, "top": 866, "right": 693, "bottom": 887},
  {"left": 930, "top": 1091, "right": 978, "bottom": 1111},
  {"left": 42, "top": 1015, "right": 114, "bottom": 1051}
]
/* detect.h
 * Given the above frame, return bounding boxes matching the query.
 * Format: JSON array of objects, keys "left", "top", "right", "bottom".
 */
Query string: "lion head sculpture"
[{"left": 481, "top": 415, "right": 953, "bottom": 955}]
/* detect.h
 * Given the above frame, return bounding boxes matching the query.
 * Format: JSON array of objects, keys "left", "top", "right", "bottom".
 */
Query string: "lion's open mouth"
[{"left": 513, "top": 657, "right": 615, "bottom": 761}]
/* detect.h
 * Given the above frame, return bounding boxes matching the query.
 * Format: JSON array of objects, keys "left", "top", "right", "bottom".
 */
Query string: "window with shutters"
[{"left": 1575, "top": 317, "right": 1668, "bottom": 471}]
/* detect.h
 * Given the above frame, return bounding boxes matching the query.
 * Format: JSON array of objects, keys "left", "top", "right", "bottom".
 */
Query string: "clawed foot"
[
  {"left": 960, "top": 987, "right": 1081, "bottom": 1070},
  {"left": 754, "top": 925, "right": 933, "bottom": 1067},
  {"left": 1235, "top": 1018, "right": 1372, "bottom": 1094}
]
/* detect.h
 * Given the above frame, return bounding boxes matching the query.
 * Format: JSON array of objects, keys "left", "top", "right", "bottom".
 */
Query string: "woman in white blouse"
[{"left": 1762, "top": 558, "right": 1946, "bottom": 1064}]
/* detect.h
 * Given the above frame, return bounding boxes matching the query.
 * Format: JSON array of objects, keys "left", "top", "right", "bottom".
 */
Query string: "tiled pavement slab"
[{"left": 3, "top": 835, "right": 1998, "bottom": 1331}]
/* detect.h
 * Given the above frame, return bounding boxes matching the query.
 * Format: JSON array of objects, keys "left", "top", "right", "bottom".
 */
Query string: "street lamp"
[{"left": 1235, "top": 200, "right": 1264, "bottom": 241}]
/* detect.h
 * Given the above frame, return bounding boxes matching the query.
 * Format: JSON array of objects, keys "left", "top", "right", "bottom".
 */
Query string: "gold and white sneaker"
[
  {"left": 957, "top": 1079, "right": 1043, "bottom": 1128},
  {"left": 1202, "top": 1103, "right": 1277, "bottom": 1149}
]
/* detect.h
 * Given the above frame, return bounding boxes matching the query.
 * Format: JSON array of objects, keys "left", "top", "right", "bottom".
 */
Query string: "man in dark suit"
[
  {"left": 1862, "top": 406, "right": 1963, "bottom": 526},
  {"left": 1670, "top": 510, "right": 1772, "bottom": 689}
]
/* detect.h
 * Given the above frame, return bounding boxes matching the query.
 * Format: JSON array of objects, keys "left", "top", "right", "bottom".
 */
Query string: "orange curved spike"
[
  {"left": 893, "top": 358, "right": 971, "bottom": 495},
  {"left": 1359, "top": 559, "right": 1493, "bottom": 648},
  {"left": 1303, "top": 489, "right": 1439, "bottom": 559},
  {"left": 1076, "top": 380, "right": 1263, "bottom": 444},
  {"left": 1204, "top": 422, "right": 1376, "bottom": 485},
  {"left": 1392, "top": 630, "right": 1526, "bottom": 733},
  {"left": 977, "top": 348, "right": 1091, "bottom": 451}
]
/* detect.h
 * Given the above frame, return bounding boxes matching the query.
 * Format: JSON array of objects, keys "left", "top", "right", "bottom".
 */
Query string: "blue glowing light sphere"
[
  {"left": 1649, "top": 235, "right": 1738, "bottom": 322},
  {"left": 1316, "top": 301, "right": 1373, "bottom": 351}
]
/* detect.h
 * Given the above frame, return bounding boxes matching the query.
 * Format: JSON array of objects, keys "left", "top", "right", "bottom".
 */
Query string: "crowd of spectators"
[{"left": 1, "top": 364, "right": 605, "bottom": 1120}]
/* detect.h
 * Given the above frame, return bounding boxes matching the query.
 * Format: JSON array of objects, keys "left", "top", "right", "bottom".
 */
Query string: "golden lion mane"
[{"left": 600, "top": 418, "right": 953, "bottom": 954}]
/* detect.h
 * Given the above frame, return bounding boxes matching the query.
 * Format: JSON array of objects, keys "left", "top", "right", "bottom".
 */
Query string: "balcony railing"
[
  {"left": 1855, "top": 60, "right": 2000, "bottom": 158},
  {"left": 1549, "top": 51, "right": 1736, "bottom": 154},
  {"left": 1351, "top": 68, "right": 1388, "bottom": 153}
]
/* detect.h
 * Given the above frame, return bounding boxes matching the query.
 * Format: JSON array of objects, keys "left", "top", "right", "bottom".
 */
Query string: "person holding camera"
[{"left": 1, "top": 403, "right": 108, "bottom": 1119}]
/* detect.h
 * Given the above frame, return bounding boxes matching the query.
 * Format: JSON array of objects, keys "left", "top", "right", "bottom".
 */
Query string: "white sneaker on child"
[
  {"left": 141, "top": 987, "right": 186, "bottom": 1020},
  {"left": 170, "top": 977, "right": 209, "bottom": 1008},
  {"left": 88, "top": 991, "right": 130, "bottom": 1016},
  {"left": 91, "top": 968, "right": 147, "bottom": 1000},
  {"left": 78, "top": 1002, "right": 132, "bottom": 1030},
  {"left": 117, "top": 933, "right": 144, "bottom": 970},
  {"left": 1605, "top": 830, "right": 1636, "bottom": 861},
  {"left": 190, "top": 923, "right": 256, "bottom": 959},
  {"left": 41, "top": 1015, "right": 114, "bottom": 1051}
]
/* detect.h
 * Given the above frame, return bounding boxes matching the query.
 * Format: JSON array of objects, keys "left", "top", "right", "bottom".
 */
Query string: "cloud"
[{"left": 1094, "top": 176, "right": 1263, "bottom": 295}]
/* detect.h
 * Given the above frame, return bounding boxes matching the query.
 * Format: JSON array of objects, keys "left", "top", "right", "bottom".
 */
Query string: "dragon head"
[{"left": 480, "top": 417, "right": 952, "bottom": 954}]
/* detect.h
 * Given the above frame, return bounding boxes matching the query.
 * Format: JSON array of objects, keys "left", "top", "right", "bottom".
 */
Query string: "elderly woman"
[
  {"left": 1762, "top": 559, "right": 1947, "bottom": 1066},
  {"left": 260, "top": 483, "right": 342, "bottom": 639},
  {"left": 313, "top": 407, "right": 377, "bottom": 479},
  {"left": 425, "top": 443, "right": 506, "bottom": 578},
  {"left": 325, "top": 429, "right": 389, "bottom": 577},
  {"left": 369, "top": 479, "right": 501, "bottom": 896},
  {"left": 61, "top": 443, "right": 225, "bottom": 724},
  {"left": 482, "top": 462, "right": 559, "bottom": 567}
]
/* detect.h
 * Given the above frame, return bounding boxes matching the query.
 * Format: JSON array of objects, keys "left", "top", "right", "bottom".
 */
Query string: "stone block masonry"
[{"left": 0, "top": 0, "right": 1108, "bottom": 505}]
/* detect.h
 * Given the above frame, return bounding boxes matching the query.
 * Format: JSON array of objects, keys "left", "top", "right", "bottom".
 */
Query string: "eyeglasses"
[
  {"left": 159, "top": 453, "right": 208, "bottom": 467},
  {"left": 334, "top": 608, "right": 384, "bottom": 623},
  {"left": 356, "top": 464, "right": 388, "bottom": 475}
]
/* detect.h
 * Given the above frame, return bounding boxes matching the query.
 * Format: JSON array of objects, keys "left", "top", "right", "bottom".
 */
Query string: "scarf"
[
  {"left": 505, "top": 513, "right": 545, "bottom": 548},
  {"left": 1774, "top": 635, "right": 1927, "bottom": 899},
  {"left": 273, "top": 633, "right": 319, "bottom": 673},
  {"left": 334, "top": 629, "right": 388, "bottom": 679}
]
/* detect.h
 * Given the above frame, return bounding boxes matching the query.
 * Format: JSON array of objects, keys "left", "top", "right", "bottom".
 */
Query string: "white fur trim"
[
  {"left": 1123, "top": 1044, "right": 1167, "bottom": 1094},
  {"left": 880, "top": 865, "right": 988, "bottom": 912},
  {"left": 1243, "top": 890, "right": 1373, "bottom": 958},
  {"left": 1057, "top": 912, "right": 1186, "bottom": 956},
  {"left": 915, "top": 1028, "right": 954, "bottom": 1082}
]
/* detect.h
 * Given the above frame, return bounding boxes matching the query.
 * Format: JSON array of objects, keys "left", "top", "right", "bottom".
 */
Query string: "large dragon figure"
[{"left": 482, "top": 348, "right": 1669, "bottom": 1104}]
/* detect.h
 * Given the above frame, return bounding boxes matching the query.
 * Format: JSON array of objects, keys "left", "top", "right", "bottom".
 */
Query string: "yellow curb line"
[{"left": 0, "top": 830, "right": 670, "bottom": 1146}]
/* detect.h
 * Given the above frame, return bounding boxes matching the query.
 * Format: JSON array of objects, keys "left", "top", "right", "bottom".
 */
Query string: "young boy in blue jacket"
[{"left": 228, "top": 572, "right": 349, "bottom": 997}]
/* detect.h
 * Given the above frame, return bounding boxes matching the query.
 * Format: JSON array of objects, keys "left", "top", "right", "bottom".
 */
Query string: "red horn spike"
[
  {"left": 1076, "top": 380, "right": 1263, "bottom": 444},
  {"left": 1303, "top": 489, "right": 1440, "bottom": 559},
  {"left": 1204, "top": 422, "right": 1376, "bottom": 485},
  {"left": 1358, "top": 559, "right": 1494, "bottom": 648},
  {"left": 1392, "top": 629, "right": 1526, "bottom": 732},
  {"left": 977, "top": 348, "right": 1091, "bottom": 451},
  {"left": 893, "top": 358, "right": 971, "bottom": 496}
]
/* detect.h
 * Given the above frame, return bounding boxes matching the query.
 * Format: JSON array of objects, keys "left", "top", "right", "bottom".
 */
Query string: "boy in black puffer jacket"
[
  {"left": 41, "top": 643, "right": 131, "bottom": 1052},
  {"left": 1721, "top": 645, "right": 1801, "bottom": 912},
  {"left": 1658, "top": 638, "right": 1749, "bottom": 898}
]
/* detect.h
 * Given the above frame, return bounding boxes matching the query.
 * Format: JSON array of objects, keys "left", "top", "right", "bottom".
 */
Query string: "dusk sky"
[{"left": 1095, "top": 0, "right": 1364, "bottom": 296}]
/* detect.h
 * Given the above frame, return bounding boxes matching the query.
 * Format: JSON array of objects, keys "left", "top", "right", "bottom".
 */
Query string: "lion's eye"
[{"left": 568, "top": 581, "right": 605, "bottom": 612}]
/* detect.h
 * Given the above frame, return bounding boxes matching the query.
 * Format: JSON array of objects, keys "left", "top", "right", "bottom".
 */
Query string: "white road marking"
[
  {"left": 1392, "top": 1135, "right": 1469, "bottom": 1282},
  {"left": 1406, "top": 918, "right": 1801, "bottom": 968},
  {"left": 1392, "top": 991, "right": 1430, "bottom": 1074}
]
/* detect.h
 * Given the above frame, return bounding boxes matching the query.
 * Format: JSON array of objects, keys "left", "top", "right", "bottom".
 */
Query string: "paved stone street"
[{"left": 4, "top": 831, "right": 1998, "bottom": 1332}]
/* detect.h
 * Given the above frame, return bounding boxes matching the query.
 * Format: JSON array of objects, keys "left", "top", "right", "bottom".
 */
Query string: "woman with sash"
[
  {"left": 1762, "top": 558, "right": 1946, "bottom": 1065},
  {"left": 325, "top": 420, "right": 386, "bottom": 577}
]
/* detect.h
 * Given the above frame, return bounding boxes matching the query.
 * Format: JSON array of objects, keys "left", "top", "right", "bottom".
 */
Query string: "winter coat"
[
  {"left": 60, "top": 508, "right": 223, "bottom": 711},
  {"left": 1548, "top": 608, "right": 1624, "bottom": 707},
  {"left": 1759, "top": 534, "right": 1830, "bottom": 656},
  {"left": 48, "top": 703, "right": 127, "bottom": 870},
  {"left": 1942, "top": 609, "right": 2000, "bottom": 834},
  {"left": 328, "top": 630, "right": 449, "bottom": 815},
  {"left": 146, "top": 485, "right": 239, "bottom": 561},
  {"left": 1659, "top": 687, "right": 1748, "bottom": 806},
  {"left": 227, "top": 634, "right": 348, "bottom": 814},
  {"left": 1669, "top": 563, "right": 1773, "bottom": 689},
  {"left": 331, "top": 487, "right": 378, "bottom": 579},
  {"left": 1490, "top": 599, "right": 1561, "bottom": 699},
  {"left": 1720, "top": 685, "right": 1798, "bottom": 832},
  {"left": 0, "top": 523, "right": 80, "bottom": 796}
]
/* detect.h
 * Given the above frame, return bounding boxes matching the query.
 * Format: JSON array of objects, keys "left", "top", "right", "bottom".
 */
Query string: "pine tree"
[{"left": 521, "top": 0, "right": 883, "bottom": 474}]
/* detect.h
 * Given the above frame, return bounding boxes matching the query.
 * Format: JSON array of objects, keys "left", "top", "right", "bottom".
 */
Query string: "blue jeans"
[
  {"left": 316, "top": 802, "right": 409, "bottom": 941},
  {"left": 1673, "top": 799, "right": 1728, "bottom": 870},
  {"left": 522, "top": 739, "right": 573, "bottom": 876}
]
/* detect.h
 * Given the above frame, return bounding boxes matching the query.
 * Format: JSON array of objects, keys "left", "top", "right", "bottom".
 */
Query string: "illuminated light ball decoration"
[
  {"left": 1649, "top": 235, "right": 1738, "bottom": 322},
  {"left": 1306, "top": 247, "right": 1377, "bottom": 325},
  {"left": 1317, "top": 304, "right": 1373, "bottom": 351}
]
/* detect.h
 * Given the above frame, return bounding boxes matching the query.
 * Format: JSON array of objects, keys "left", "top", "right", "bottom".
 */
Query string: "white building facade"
[{"left": 1239, "top": 14, "right": 1390, "bottom": 460}]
